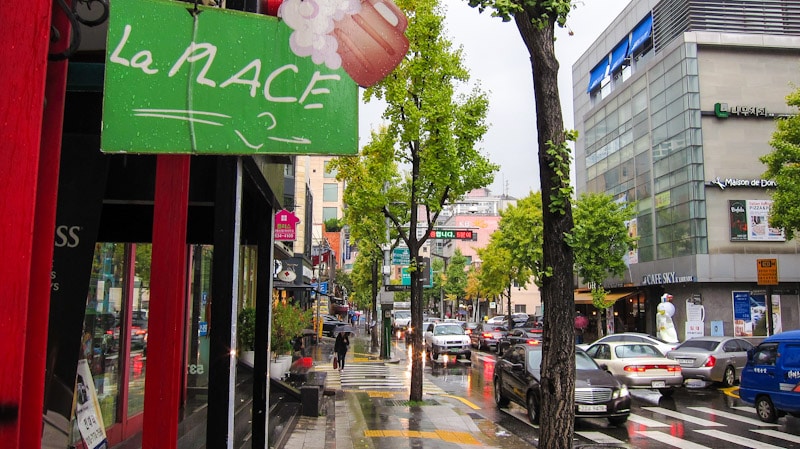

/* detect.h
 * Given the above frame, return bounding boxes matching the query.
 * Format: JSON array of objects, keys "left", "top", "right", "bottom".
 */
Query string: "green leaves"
[
  {"left": 761, "top": 87, "right": 800, "bottom": 240},
  {"left": 568, "top": 192, "right": 637, "bottom": 309}
]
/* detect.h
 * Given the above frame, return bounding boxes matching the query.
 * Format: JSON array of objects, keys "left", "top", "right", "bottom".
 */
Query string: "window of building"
[
  {"left": 323, "top": 183, "right": 338, "bottom": 202},
  {"left": 323, "top": 160, "right": 337, "bottom": 178},
  {"left": 514, "top": 305, "right": 527, "bottom": 314},
  {"left": 323, "top": 207, "right": 338, "bottom": 221}
]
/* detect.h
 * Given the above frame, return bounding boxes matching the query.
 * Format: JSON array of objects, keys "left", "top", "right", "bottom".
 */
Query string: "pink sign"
[{"left": 275, "top": 210, "right": 300, "bottom": 241}]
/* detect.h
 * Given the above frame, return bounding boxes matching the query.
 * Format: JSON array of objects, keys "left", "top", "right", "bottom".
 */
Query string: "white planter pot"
[
  {"left": 239, "top": 350, "right": 255, "bottom": 368},
  {"left": 270, "top": 355, "right": 292, "bottom": 380}
]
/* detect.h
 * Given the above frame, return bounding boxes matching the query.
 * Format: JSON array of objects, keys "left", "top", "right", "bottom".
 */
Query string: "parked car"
[
  {"left": 666, "top": 336, "right": 753, "bottom": 386},
  {"left": 584, "top": 342, "right": 683, "bottom": 397},
  {"left": 739, "top": 329, "right": 800, "bottom": 423},
  {"left": 578, "top": 332, "right": 678, "bottom": 356},
  {"left": 462, "top": 322, "right": 480, "bottom": 337},
  {"left": 321, "top": 314, "right": 346, "bottom": 337},
  {"left": 494, "top": 344, "right": 631, "bottom": 425},
  {"left": 496, "top": 328, "right": 543, "bottom": 356},
  {"left": 470, "top": 323, "right": 507, "bottom": 351},
  {"left": 404, "top": 321, "right": 434, "bottom": 345},
  {"left": 424, "top": 322, "right": 471, "bottom": 361}
]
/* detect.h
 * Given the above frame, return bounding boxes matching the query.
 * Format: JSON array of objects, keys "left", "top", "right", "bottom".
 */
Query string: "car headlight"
[{"left": 612, "top": 384, "right": 629, "bottom": 398}]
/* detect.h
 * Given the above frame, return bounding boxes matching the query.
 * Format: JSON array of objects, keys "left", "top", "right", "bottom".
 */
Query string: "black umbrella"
[{"left": 334, "top": 324, "right": 356, "bottom": 334}]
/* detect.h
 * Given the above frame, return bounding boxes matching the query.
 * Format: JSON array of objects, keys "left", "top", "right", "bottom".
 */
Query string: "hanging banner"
[{"left": 102, "top": 0, "right": 360, "bottom": 155}]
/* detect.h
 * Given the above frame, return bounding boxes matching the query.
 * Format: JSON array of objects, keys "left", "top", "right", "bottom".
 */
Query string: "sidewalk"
[{"left": 280, "top": 331, "right": 530, "bottom": 449}]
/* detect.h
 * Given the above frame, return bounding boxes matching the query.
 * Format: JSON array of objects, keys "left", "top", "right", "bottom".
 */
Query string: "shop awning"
[
  {"left": 609, "top": 40, "right": 629, "bottom": 74},
  {"left": 273, "top": 280, "right": 314, "bottom": 290},
  {"left": 628, "top": 14, "right": 653, "bottom": 56},
  {"left": 587, "top": 59, "right": 609, "bottom": 93},
  {"left": 574, "top": 291, "right": 635, "bottom": 305}
]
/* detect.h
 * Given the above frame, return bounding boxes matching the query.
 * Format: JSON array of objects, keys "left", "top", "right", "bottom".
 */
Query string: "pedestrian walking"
[{"left": 334, "top": 331, "right": 350, "bottom": 371}]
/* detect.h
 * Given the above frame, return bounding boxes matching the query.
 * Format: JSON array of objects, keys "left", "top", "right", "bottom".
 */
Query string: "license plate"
[
  {"left": 651, "top": 381, "right": 666, "bottom": 388},
  {"left": 578, "top": 404, "right": 607, "bottom": 412},
  {"left": 677, "top": 359, "right": 693, "bottom": 366}
]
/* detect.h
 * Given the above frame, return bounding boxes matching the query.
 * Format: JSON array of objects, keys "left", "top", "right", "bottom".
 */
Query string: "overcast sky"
[{"left": 358, "top": 0, "right": 631, "bottom": 199}]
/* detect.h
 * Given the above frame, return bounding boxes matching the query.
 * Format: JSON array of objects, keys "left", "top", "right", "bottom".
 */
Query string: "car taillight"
[
  {"left": 793, "top": 383, "right": 800, "bottom": 393},
  {"left": 482, "top": 333, "right": 493, "bottom": 338},
  {"left": 704, "top": 355, "right": 716, "bottom": 367},
  {"left": 526, "top": 339, "right": 540, "bottom": 345},
  {"left": 465, "top": 329, "right": 472, "bottom": 335},
  {"left": 624, "top": 365, "right": 681, "bottom": 372}
]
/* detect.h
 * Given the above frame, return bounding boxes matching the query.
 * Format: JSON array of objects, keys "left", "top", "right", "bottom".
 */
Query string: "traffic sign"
[{"left": 757, "top": 258, "right": 778, "bottom": 285}]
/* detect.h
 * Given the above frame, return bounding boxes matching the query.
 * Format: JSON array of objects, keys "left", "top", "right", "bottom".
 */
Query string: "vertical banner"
[
  {"left": 729, "top": 200, "right": 748, "bottom": 241},
  {"left": 74, "top": 360, "right": 108, "bottom": 449}
]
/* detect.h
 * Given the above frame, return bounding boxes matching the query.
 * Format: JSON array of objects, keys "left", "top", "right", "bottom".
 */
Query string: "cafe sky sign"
[{"left": 101, "top": 0, "right": 358, "bottom": 155}]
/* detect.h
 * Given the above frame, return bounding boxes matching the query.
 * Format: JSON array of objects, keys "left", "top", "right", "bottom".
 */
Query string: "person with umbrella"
[{"left": 334, "top": 329, "right": 350, "bottom": 372}]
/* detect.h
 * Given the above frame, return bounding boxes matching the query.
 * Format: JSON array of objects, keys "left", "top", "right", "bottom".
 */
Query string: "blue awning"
[
  {"left": 610, "top": 40, "right": 629, "bottom": 73},
  {"left": 629, "top": 14, "right": 653, "bottom": 56},
  {"left": 587, "top": 59, "right": 609, "bottom": 93}
]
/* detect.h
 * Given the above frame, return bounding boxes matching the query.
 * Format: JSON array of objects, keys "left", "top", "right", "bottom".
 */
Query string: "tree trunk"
[
  {"left": 515, "top": 11, "right": 576, "bottom": 449},
  {"left": 371, "top": 258, "right": 379, "bottom": 350}
]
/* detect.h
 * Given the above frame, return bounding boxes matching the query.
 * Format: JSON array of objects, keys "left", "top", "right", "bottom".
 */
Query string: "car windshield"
[
  {"left": 526, "top": 350, "right": 598, "bottom": 371},
  {"left": 576, "top": 351, "right": 600, "bottom": 370},
  {"left": 434, "top": 324, "right": 464, "bottom": 335},
  {"left": 676, "top": 340, "right": 719, "bottom": 351},
  {"left": 395, "top": 311, "right": 410, "bottom": 319},
  {"left": 615, "top": 344, "right": 663, "bottom": 358}
]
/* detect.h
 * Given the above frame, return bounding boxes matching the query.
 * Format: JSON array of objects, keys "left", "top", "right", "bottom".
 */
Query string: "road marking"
[
  {"left": 628, "top": 413, "right": 670, "bottom": 427},
  {"left": 576, "top": 431, "right": 626, "bottom": 444},
  {"left": 642, "top": 407, "right": 726, "bottom": 427},
  {"left": 695, "top": 429, "right": 788, "bottom": 449},
  {"left": 688, "top": 406, "right": 780, "bottom": 427},
  {"left": 731, "top": 405, "right": 755, "bottom": 413},
  {"left": 364, "top": 429, "right": 481, "bottom": 445},
  {"left": 637, "top": 431, "right": 712, "bottom": 449},
  {"left": 751, "top": 429, "right": 800, "bottom": 444},
  {"left": 438, "top": 394, "right": 480, "bottom": 410}
]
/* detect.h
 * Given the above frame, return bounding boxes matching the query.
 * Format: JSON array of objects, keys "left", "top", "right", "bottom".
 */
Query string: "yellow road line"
[
  {"left": 364, "top": 429, "right": 481, "bottom": 445},
  {"left": 720, "top": 386, "right": 740, "bottom": 398},
  {"left": 438, "top": 394, "right": 481, "bottom": 410}
]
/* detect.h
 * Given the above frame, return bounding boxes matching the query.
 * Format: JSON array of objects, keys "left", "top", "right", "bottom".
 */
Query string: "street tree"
[
  {"left": 443, "top": 249, "right": 469, "bottom": 319},
  {"left": 463, "top": 0, "right": 577, "bottom": 445},
  {"left": 363, "top": 0, "right": 499, "bottom": 402},
  {"left": 567, "top": 192, "right": 637, "bottom": 337},
  {"left": 329, "top": 129, "right": 402, "bottom": 349},
  {"left": 465, "top": 265, "right": 481, "bottom": 321},
  {"left": 761, "top": 87, "right": 800, "bottom": 239}
]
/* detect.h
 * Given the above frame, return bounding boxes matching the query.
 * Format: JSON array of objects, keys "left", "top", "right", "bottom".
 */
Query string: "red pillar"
[
  {"left": 142, "top": 155, "right": 191, "bottom": 448},
  {"left": 0, "top": 1, "right": 52, "bottom": 443},
  {"left": 19, "top": 3, "right": 71, "bottom": 446}
]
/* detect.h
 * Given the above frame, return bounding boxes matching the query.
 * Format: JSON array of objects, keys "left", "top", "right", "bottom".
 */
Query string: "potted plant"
[
  {"left": 238, "top": 306, "right": 257, "bottom": 366},
  {"left": 270, "top": 300, "right": 312, "bottom": 379}
]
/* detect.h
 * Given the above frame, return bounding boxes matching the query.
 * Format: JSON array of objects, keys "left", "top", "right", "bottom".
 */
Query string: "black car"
[
  {"left": 494, "top": 345, "right": 631, "bottom": 426},
  {"left": 496, "top": 328, "right": 543, "bottom": 356},
  {"left": 321, "top": 314, "right": 346, "bottom": 337}
]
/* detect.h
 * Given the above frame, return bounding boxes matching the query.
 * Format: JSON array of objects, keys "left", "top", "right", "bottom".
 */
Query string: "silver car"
[{"left": 666, "top": 336, "right": 754, "bottom": 387}]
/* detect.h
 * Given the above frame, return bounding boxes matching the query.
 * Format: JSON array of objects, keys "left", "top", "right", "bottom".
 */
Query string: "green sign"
[
  {"left": 392, "top": 247, "right": 410, "bottom": 265},
  {"left": 102, "top": 0, "right": 358, "bottom": 155}
]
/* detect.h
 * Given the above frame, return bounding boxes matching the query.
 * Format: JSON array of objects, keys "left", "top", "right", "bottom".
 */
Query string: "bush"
[
  {"left": 271, "top": 300, "right": 312, "bottom": 356},
  {"left": 238, "top": 307, "right": 257, "bottom": 351}
]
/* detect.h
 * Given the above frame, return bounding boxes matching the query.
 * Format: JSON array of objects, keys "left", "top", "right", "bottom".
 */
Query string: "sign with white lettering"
[
  {"left": 729, "top": 200, "right": 785, "bottom": 242},
  {"left": 641, "top": 272, "right": 694, "bottom": 286},
  {"left": 274, "top": 209, "right": 300, "bottom": 241},
  {"left": 102, "top": 0, "right": 358, "bottom": 155}
]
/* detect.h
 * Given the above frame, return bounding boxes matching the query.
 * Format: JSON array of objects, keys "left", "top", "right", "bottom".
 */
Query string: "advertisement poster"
[
  {"left": 730, "top": 200, "right": 785, "bottom": 242},
  {"left": 74, "top": 360, "right": 108, "bottom": 449},
  {"left": 747, "top": 200, "right": 784, "bottom": 241},
  {"left": 732, "top": 291, "right": 781, "bottom": 336},
  {"left": 624, "top": 218, "right": 638, "bottom": 264}
]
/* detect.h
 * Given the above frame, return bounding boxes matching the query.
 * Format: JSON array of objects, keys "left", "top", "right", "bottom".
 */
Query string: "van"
[{"left": 739, "top": 329, "right": 800, "bottom": 423}]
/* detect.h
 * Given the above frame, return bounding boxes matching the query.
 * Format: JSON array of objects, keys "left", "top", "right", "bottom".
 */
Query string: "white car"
[
  {"left": 578, "top": 332, "right": 678, "bottom": 356},
  {"left": 424, "top": 323, "right": 471, "bottom": 361}
]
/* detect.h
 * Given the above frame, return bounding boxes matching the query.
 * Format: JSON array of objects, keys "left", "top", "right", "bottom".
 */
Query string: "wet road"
[{"left": 418, "top": 345, "right": 800, "bottom": 448}]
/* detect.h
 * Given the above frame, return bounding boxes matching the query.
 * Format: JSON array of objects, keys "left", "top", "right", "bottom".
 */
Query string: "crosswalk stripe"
[
  {"left": 688, "top": 406, "right": 780, "bottom": 427},
  {"left": 576, "top": 431, "right": 626, "bottom": 444},
  {"left": 627, "top": 413, "right": 670, "bottom": 427},
  {"left": 695, "top": 429, "right": 789, "bottom": 449},
  {"left": 637, "top": 431, "right": 712, "bottom": 449},
  {"left": 751, "top": 429, "right": 800, "bottom": 444},
  {"left": 731, "top": 405, "right": 755, "bottom": 413},
  {"left": 642, "top": 407, "right": 726, "bottom": 427}
]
